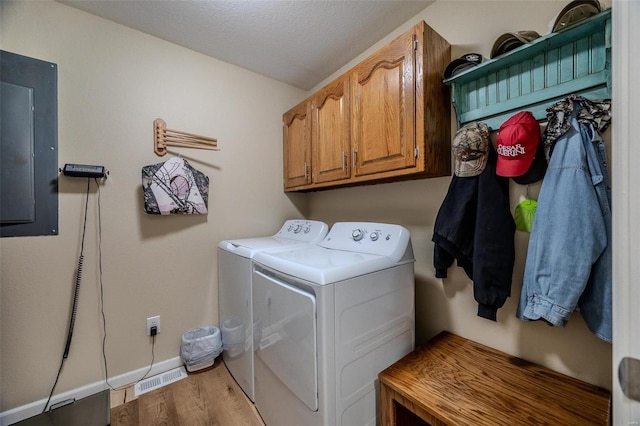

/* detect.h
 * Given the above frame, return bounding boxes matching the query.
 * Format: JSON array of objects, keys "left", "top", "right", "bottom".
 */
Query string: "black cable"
[
  {"left": 44, "top": 176, "right": 156, "bottom": 409},
  {"left": 43, "top": 178, "right": 91, "bottom": 413},
  {"left": 96, "top": 176, "right": 156, "bottom": 392},
  {"left": 42, "top": 359, "right": 65, "bottom": 414},
  {"left": 95, "top": 178, "right": 113, "bottom": 390},
  {"left": 63, "top": 251, "right": 84, "bottom": 359},
  {"left": 139, "top": 335, "right": 156, "bottom": 382},
  {"left": 96, "top": 178, "right": 117, "bottom": 391}
]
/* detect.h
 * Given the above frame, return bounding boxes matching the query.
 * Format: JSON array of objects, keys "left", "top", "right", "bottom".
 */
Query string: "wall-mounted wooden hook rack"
[{"left": 154, "top": 118, "right": 219, "bottom": 156}]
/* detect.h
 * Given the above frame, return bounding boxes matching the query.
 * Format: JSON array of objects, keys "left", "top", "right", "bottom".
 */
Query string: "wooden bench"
[{"left": 378, "top": 331, "right": 611, "bottom": 426}]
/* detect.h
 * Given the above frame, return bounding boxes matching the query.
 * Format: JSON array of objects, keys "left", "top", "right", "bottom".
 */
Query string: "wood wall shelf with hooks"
[{"left": 154, "top": 118, "right": 219, "bottom": 156}]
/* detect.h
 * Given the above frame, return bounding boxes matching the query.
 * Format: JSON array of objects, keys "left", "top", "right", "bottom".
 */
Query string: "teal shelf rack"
[{"left": 443, "top": 8, "right": 611, "bottom": 130}]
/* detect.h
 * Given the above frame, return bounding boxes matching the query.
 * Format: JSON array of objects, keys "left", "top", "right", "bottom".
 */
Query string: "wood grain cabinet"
[
  {"left": 283, "top": 21, "right": 451, "bottom": 192},
  {"left": 311, "top": 74, "right": 351, "bottom": 184},
  {"left": 351, "top": 25, "right": 417, "bottom": 178},
  {"left": 283, "top": 101, "right": 312, "bottom": 189}
]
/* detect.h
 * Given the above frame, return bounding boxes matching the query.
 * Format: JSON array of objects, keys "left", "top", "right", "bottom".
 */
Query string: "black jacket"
[{"left": 432, "top": 145, "right": 515, "bottom": 321}]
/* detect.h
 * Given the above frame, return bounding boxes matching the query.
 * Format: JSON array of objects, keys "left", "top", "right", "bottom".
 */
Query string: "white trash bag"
[{"left": 180, "top": 326, "right": 222, "bottom": 372}]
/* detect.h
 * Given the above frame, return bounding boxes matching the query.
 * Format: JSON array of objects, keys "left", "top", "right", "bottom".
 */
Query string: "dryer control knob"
[
  {"left": 352, "top": 229, "right": 364, "bottom": 241},
  {"left": 370, "top": 232, "right": 379, "bottom": 241},
  {"left": 293, "top": 224, "right": 302, "bottom": 233}
]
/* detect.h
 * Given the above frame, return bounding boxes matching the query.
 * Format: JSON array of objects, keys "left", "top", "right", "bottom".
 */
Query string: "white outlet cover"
[{"left": 146, "top": 315, "right": 161, "bottom": 335}]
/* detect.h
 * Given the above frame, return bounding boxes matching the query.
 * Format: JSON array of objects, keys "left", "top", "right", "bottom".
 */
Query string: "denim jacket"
[{"left": 517, "top": 104, "right": 612, "bottom": 343}]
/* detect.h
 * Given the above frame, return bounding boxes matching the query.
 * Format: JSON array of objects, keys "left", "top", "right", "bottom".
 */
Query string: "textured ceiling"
[{"left": 58, "top": 0, "right": 433, "bottom": 90}]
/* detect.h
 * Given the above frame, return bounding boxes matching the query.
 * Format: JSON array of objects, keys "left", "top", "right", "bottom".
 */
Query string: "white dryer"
[
  {"left": 251, "top": 222, "right": 415, "bottom": 426},
  {"left": 217, "top": 219, "right": 328, "bottom": 402}
]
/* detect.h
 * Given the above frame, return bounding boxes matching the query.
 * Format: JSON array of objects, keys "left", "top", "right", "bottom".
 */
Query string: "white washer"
[
  {"left": 217, "top": 220, "right": 328, "bottom": 402},
  {"left": 251, "top": 222, "right": 415, "bottom": 426}
]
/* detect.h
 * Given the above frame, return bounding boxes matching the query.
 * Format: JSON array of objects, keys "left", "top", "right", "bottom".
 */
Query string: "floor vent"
[{"left": 134, "top": 366, "right": 187, "bottom": 397}]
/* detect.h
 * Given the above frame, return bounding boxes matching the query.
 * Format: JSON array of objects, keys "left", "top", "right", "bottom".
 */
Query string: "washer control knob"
[
  {"left": 303, "top": 225, "right": 311, "bottom": 233},
  {"left": 370, "top": 232, "right": 379, "bottom": 241},
  {"left": 293, "top": 224, "right": 302, "bottom": 233},
  {"left": 352, "top": 229, "right": 365, "bottom": 241}
]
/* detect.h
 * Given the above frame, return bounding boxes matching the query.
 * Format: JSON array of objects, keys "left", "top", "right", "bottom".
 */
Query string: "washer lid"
[
  {"left": 218, "top": 237, "right": 311, "bottom": 259},
  {"left": 217, "top": 219, "right": 328, "bottom": 258},
  {"left": 253, "top": 245, "right": 406, "bottom": 285}
]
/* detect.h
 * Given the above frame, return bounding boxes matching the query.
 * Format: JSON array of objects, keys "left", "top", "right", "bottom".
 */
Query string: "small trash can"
[
  {"left": 181, "top": 326, "right": 222, "bottom": 372},
  {"left": 221, "top": 317, "right": 245, "bottom": 358}
]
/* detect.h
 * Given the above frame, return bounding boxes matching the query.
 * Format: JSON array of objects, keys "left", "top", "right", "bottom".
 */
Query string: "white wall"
[
  {"left": 0, "top": 0, "right": 307, "bottom": 412},
  {"left": 308, "top": 0, "right": 612, "bottom": 390}
]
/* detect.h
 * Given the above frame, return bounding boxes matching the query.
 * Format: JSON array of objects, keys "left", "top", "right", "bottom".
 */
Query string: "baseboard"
[{"left": 0, "top": 356, "right": 183, "bottom": 426}]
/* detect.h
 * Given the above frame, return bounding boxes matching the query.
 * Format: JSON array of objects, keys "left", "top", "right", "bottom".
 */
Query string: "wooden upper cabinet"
[
  {"left": 283, "top": 101, "right": 312, "bottom": 189},
  {"left": 283, "top": 21, "right": 450, "bottom": 192},
  {"left": 351, "top": 28, "right": 416, "bottom": 177},
  {"left": 311, "top": 75, "right": 350, "bottom": 184}
]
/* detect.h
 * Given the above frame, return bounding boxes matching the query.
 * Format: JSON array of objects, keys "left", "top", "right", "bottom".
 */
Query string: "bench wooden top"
[{"left": 378, "top": 331, "right": 611, "bottom": 426}]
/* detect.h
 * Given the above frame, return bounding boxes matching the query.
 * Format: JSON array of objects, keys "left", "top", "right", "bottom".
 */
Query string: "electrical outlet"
[{"left": 146, "top": 315, "right": 161, "bottom": 336}]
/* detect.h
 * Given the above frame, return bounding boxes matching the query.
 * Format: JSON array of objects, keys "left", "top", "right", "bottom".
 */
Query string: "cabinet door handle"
[
  {"left": 304, "top": 162, "right": 308, "bottom": 180},
  {"left": 352, "top": 148, "right": 357, "bottom": 169},
  {"left": 342, "top": 152, "right": 347, "bottom": 171}
]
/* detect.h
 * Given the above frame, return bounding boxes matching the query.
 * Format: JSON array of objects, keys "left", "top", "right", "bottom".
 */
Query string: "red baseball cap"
[{"left": 496, "top": 111, "right": 541, "bottom": 177}]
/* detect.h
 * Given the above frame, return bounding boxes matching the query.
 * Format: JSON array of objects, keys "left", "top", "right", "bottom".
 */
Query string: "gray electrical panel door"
[
  {"left": 1, "top": 50, "right": 58, "bottom": 237},
  {"left": 1, "top": 81, "right": 36, "bottom": 223}
]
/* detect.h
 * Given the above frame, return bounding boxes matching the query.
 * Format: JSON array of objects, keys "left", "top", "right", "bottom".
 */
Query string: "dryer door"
[{"left": 253, "top": 269, "right": 318, "bottom": 411}]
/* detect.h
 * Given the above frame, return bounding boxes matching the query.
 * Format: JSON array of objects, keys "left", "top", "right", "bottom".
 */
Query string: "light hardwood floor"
[{"left": 110, "top": 359, "right": 264, "bottom": 426}]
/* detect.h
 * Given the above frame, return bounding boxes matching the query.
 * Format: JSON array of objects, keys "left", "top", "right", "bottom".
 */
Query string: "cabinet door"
[
  {"left": 311, "top": 75, "right": 350, "bottom": 184},
  {"left": 283, "top": 101, "right": 312, "bottom": 189},
  {"left": 351, "top": 29, "right": 416, "bottom": 177}
]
